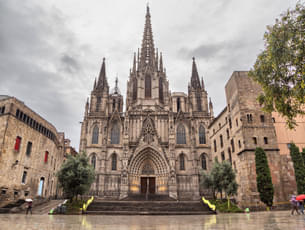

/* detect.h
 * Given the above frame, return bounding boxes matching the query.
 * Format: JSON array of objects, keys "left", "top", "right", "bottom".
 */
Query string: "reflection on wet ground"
[{"left": 0, "top": 211, "right": 304, "bottom": 230}]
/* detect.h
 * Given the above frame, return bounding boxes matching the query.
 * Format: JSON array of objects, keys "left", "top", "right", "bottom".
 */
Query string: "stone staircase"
[
  {"left": 86, "top": 195, "right": 215, "bottom": 215},
  {"left": 122, "top": 194, "right": 176, "bottom": 201}
]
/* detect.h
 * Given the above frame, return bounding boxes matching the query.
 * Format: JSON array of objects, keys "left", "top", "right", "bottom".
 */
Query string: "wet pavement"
[{"left": 0, "top": 211, "right": 304, "bottom": 230}]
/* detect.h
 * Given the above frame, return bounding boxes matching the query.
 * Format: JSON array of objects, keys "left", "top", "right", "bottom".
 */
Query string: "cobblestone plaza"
[{"left": 0, "top": 211, "right": 305, "bottom": 230}]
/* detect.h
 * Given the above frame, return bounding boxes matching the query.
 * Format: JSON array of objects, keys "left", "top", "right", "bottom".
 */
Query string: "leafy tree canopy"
[
  {"left": 57, "top": 152, "right": 95, "bottom": 199},
  {"left": 200, "top": 161, "right": 238, "bottom": 199},
  {"left": 249, "top": 2, "right": 305, "bottom": 128}
]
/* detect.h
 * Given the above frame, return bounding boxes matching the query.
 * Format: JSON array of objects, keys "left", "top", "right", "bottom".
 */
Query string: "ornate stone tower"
[
  {"left": 80, "top": 6, "right": 213, "bottom": 200},
  {"left": 126, "top": 6, "right": 170, "bottom": 111},
  {"left": 188, "top": 57, "right": 209, "bottom": 114}
]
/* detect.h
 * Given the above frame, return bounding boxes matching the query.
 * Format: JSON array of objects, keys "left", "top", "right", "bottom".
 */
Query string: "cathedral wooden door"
[
  {"left": 149, "top": 177, "right": 155, "bottom": 194},
  {"left": 141, "top": 177, "right": 155, "bottom": 194},
  {"left": 141, "top": 177, "right": 147, "bottom": 194}
]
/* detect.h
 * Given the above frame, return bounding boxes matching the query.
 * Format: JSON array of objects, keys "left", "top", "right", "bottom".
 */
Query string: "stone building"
[
  {"left": 0, "top": 95, "right": 67, "bottom": 207},
  {"left": 80, "top": 6, "right": 302, "bottom": 205},
  {"left": 79, "top": 6, "right": 213, "bottom": 200},
  {"left": 209, "top": 71, "right": 298, "bottom": 207}
]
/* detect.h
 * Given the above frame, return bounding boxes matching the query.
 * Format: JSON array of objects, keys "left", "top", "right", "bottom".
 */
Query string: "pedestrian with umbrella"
[
  {"left": 296, "top": 194, "right": 305, "bottom": 214},
  {"left": 25, "top": 198, "right": 33, "bottom": 215},
  {"left": 290, "top": 195, "right": 299, "bottom": 215}
]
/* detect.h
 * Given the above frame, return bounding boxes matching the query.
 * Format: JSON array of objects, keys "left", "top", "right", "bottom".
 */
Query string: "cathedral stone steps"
[
  {"left": 85, "top": 199, "right": 215, "bottom": 215},
  {"left": 122, "top": 194, "right": 176, "bottom": 201}
]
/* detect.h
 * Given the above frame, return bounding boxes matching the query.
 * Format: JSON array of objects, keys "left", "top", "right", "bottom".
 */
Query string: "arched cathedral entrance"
[
  {"left": 140, "top": 161, "right": 155, "bottom": 194},
  {"left": 128, "top": 147, "right": 169, "bottom": 195}
]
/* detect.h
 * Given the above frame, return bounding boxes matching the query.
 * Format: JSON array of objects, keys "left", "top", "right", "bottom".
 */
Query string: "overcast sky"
[{"left": 0, "top": 0, "right": 299, "bottom": 150}]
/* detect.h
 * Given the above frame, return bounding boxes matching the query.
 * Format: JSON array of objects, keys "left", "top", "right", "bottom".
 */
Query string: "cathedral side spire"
[
  {"left": 201, "top": 77, "right": 205, "bottom": 90},
  {"left": 155, "top": 48, "right": 158, "bottom": 71},
  {"left": 96, "top": 58, "right": 109, "bottom": 91},
  {"left": 159, "top": 52, "right": 163, "bottom": 73},
  {"left": 85, "top": 97, "right": 89, "bottom": 117},
  {"left": 139, "top": 5, "right": 155, "bottom": 70},
  {"left": 191, "top": 57, "right": 201, "bottom": 89},
  {"left": 209, "top": 97, "right": 214, "bottom": 117},
  {"left": 133, "top": 52, "right": 137, "bottom": 73}
]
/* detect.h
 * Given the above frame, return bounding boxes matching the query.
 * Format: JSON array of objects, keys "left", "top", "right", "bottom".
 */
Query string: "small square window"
[
  {"left": 26, "top": 142, "right": 32, "bottom": 156},
  {"left": 14, "top": 136, "right": 22, "bottom": 151},
  {"left": 260, "top": 115, "right": 265, "bottom": 123},
  {"left": 21, "top": 171, "right": 27, "bottom": 184},
  {"left": 1, "top": 189, "right": 6, "bottom": 195},
  {"left": 264, "top": 137, "right": 268, "bottom": 144},
  {"left": 253, "top": 137, "right": 257, "bottom": 145},
  {"left": 221, "top": 152, "right": 225, "bottom": 161}
]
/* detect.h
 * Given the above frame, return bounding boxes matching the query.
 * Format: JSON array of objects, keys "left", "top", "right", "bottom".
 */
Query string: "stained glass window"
[
  {"left": 111, "top": 123, "right": 120, "bottom": 144},
  {"left": 92, "top": 125, "right": 99, "bottom": 144},
  {"left": 180, "top": 154, "right": 185, "bottom": 170},
  {"left": 176, "top": 124, "right": 186, "bottom": 144},
  {"left": 112, "top": 153, "right": 117, "bottom": 170},
  {"left": 145, "top": 74, "right": 151, "bottom": 98},
  {"left": 199, "top": 125, "right": 206, "bottom": 144}
]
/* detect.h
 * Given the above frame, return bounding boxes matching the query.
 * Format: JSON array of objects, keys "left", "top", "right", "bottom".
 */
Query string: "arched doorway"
[
  {"left": 128, "top": 147, "right": 169, "bottom": 195},
  {"left": 140, "top": 161, "right": 155, "bottom": 194},
  {"left": 38, "top": 177, "right": 45, "bottom": 196}
]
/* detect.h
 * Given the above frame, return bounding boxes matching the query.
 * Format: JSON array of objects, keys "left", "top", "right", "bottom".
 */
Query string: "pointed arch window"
[
  {"left": 177, "top": 98, "right": 181, "bottom": 112},
  {"left": 179, "top": 154, "right": 185, "bottom": 170},
  {"left": 91, "top": 154, "right": 96, "bottom": 169},
  {"left": 159, "top": 77, "right": 163, "bottom": 103},
  {"left": 111, "top": 153, "right": 117, "bottom": 170},
  {"left": 112, "top": 99, "right": 116, "bottom": 111},
  {"left": 96, "top": 97, "right": 101, "bottom": 112},
  {"left": 92, "top": 125, "right": 99, "bottom": 144},
  {"left": 133, "top": 78, "right": 137, "bottom": 101},
  {"left": 199, "top": 125, "right": 206, "bottom": 144},
  {"left": 111, "top": 123, "right": 120, "bottom": 144},
  {"left": 196, "top": 95, "right": 202, "bottom": 111},
  {"left": 201, "top": 154, "right": 207, "bottom": 170},
  {"left": 145, "top": 74, "right": 151, "bottom": 98},
  {"left": 176, "top": 124, "right": 186, "bottom": 144}
]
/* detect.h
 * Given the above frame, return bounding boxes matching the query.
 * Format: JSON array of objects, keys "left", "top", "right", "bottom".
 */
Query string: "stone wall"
[{"left": 0, "top": 97, "right": 65, "bottom": 207}]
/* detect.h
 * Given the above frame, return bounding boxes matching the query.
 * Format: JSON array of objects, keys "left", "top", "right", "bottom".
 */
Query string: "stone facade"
[
  {"left": 79, "top": 6, "right": 213, "bottom": 200},
  {"left": 209, "top": 71, "right": 298, "bottom": 207},
  {"left": 80, "top": 6, "right": 301, "bottom": 205},
  {"left": 0, "top": 96, "right": 67, "bottom": 207}
]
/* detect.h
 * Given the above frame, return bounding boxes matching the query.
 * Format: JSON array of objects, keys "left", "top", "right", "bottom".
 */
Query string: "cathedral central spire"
[
  {"left": 191, "top": 57, "right": 201, "bottom": 89},
  {"left": 139, "top": 5, "right": 155, "bottom": 70}
]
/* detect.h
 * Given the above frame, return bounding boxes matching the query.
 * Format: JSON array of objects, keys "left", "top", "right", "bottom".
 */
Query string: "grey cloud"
[
  {"left": 60, "top": 54, "right": 80, "bottom": 73},
  {"left": 0, "top": 0, "right": 298, "bottom": 150},
  {"left": 0, "top": 0, "right": 92, "bottom": 149}
]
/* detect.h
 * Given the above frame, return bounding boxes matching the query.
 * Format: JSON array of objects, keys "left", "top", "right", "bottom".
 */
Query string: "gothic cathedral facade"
[{"left": 79, "top": 6, "right": 214, "bottom": 200}]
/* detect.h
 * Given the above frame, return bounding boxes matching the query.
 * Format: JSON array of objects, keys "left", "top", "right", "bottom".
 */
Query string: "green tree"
[
  {"left": 289, "top": 143, "right": 305, "bottom": 194},
  {"left": 57, "top": 153, "right": 95, "bottom": 199},
  {"left": 200, "top": 161, "right": 238, "bottom": 203},
  {"left": 255, "top": 147, "right": 274, "bottom": 208},
  {"left": 220, "top": 161, "right": 238, "bottom": 208},
  {"left": 301, "top": 148, "right": 305, "bottom": 166},
  {"left": 249, "top": 2, "right": 305, "bottom": 129}
]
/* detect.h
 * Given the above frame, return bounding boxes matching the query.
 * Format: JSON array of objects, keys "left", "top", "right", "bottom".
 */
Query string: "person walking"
[
  {"left": 298, "top": 200, "right": 304, "bottom": 214},
  {"left": 290, "top": 195, "right": 299, "bottom": 215},
  {"left": 26, "top": 201, "right": 32, "bottom": 215}
]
